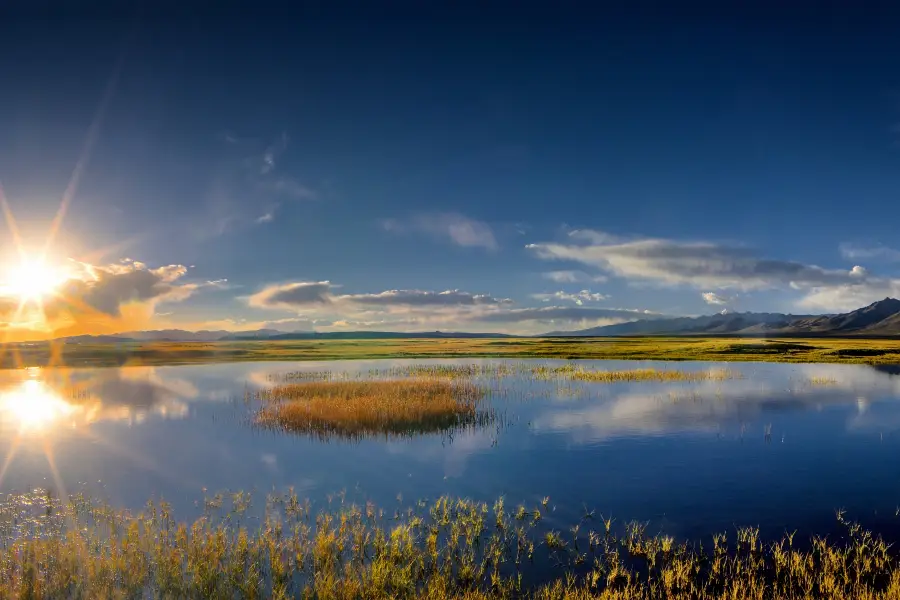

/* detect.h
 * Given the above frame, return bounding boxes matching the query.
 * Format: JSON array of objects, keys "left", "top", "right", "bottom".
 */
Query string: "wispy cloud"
[
  {"left": 249, "top": 283, "right": 510, "bottom": 310},
  {"left": 474, "top": 306, "right": 655, "bottom": 324},
  {"left": 531, "top": 290, "right": 609, "bottom": 305},
  {"left": 839, "top": 242, "right": 900, "bottom": 262},
  {"left": 203, "top": 131, "right": 316, "bottom": 236},
  {"left": 528, "top": 228, "right": 899, "bottom": 312},
  {"left": 380, "top": 212, "right": 498, "bottom": 251},
  {"left": 540, "top": 270, "right": 607, "bottom": 284}
]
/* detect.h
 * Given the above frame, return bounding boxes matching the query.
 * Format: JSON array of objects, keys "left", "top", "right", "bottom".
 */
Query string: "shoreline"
[{"left": 1, "top": 337, "right": 900, "bottom": 369}]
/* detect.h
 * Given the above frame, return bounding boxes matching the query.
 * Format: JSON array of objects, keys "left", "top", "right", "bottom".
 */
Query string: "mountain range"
[
  {"left": 550, "top": 298, "right": 900, "bottom": 337},
  {"left": 52, "top": 298, "right": 900, "bottom": 342}
]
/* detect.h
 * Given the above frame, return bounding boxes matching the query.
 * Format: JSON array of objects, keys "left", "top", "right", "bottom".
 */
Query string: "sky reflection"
[{"left": 0, "top": 358, "right": 899, "bottom": 542}]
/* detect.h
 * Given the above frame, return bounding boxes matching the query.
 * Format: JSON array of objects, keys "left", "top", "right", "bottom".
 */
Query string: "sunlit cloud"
[
  {"left": 0, "top": 258, "right": 215, "bottom": 338},
  {"left": 702, "top": 292, "right": 731, "bottom": 306}
]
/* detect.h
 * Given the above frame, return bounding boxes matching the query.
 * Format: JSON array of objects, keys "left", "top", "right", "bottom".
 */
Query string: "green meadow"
[{"left": 4, "top": 336, "right": 900, "bottom": 369}]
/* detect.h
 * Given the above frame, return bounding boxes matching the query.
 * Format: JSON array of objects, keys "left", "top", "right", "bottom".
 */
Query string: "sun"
[{"left": 2, "top": 258, "right": 68, "bottom": 303}]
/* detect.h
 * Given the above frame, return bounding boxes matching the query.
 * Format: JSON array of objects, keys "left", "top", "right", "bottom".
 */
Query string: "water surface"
[{"left": 1, "top": 359, "right": 899, "bottom": 541}]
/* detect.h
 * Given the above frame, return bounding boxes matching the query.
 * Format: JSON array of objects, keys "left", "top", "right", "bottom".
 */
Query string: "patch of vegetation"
[
  {"left": 3, "top": 490, "right": 900, "bottom": 598},
  {"left": 830, "top": 348, "right": 891, "bottom": 357},
  {"left": 252, "top": 379, "right": 491, "bottom": 440},
  {"left": 378, "top": 363, "right": 519, "bottom": 379},
  {"left": 717, "top": 342, "right": 820, "bottom": 354}
]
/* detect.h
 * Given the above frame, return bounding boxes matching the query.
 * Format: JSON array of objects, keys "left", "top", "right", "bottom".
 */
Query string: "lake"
[{"left": 2, "top": 358, "right": 900, "bottom": 544}]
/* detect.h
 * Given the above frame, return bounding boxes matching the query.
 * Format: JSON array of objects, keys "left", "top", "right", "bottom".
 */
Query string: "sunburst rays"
[{"left": 0, "top": 32, "right": 127, "bottom": 356}]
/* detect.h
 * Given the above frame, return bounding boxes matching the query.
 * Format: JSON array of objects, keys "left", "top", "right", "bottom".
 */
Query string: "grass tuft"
[{"left": 253, "top": 379, "right": 490, "bottom": 440}]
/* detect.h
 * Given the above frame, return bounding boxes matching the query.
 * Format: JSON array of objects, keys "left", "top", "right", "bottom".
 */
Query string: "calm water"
[{"left": 2, "top": 359, "right": 900, "bottom": 542}]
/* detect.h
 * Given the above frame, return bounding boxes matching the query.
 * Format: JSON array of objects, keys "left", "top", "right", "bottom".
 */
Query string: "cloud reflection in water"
[
  {"left": 0, "top": 367, "right": 204, "bottom": 436},
  {"left": 533, "top": 364, "right": 900, "bottom": 443}
]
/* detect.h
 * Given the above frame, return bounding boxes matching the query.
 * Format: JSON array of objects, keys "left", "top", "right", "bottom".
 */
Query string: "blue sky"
[{"left": 3, "top": 4, "right": 900, "bottom": 337}]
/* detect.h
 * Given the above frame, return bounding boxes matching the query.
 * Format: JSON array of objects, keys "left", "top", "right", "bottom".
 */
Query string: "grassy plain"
[
  {"left": 3, "top": 490, "right": 900, "bottom": 599},
  {"left": 4, "top": 336, "right": 900, "bottom": 369}
]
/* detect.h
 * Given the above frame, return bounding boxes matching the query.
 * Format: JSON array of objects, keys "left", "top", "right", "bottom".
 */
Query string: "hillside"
[
  {"left": 549, "top": 298, "right": 900, "bottom": 337},
  {"left": 548, "top": 311, "right": 813, "bottom": 336}
]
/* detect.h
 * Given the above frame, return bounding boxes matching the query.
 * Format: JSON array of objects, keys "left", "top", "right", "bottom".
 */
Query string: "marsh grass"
[
  {"left": 377, "top": 363, "right": 520, "bottom": 379},
  {"left": 277, "top": 363, "right": 744, "bottom": 386},
  {"left": 4, "top": 490, "right": 900, "bottom": 598},
  {"left": 534, "top": 365, "right": 742, "bottom": 383},
  {"left": 252, "top": 379, "right": 492, "bottom": 440}
]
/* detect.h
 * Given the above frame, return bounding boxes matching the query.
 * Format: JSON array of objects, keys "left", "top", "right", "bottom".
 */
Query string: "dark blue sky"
[{"left": 3, "top": 3, "right": 900, "bottom": 334}]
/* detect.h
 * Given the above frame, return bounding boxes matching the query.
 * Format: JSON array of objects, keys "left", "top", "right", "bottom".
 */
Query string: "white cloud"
[
  {"left": 528, "top": 229, "right": 900, "bottom": 312},
  {"left": 541, "top": 270, "right": 607, "bottom": 284},
  {"left": 341, "top": 289, "right": 512, "bottom": 307},
  {"left": 380, "top": 212, "right": 498, "bottom": 251},
  {"left": 531, "top": 290, "right": 609, "bottom": 305}
]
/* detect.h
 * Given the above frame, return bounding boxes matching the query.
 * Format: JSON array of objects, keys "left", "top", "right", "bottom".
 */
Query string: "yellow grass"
[
  {"left": 3, "top": 490, "right": 900, "bottom": 598},
  {"left": 253, "top": 379, "right": 489, "bottom": 440}
]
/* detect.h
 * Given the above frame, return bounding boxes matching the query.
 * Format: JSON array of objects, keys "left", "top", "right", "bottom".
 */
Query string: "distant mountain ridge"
[
  {"left": 59, "top": 329, "right": 514, "bottom": 343},
  {"left": 548, "top": 298, "right": 900, "bottom": 337}
]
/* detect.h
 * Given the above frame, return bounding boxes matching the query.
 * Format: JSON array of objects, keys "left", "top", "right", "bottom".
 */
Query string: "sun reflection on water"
[{"left": 0, "top": 379, "right": 78, "bottom": 434}]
